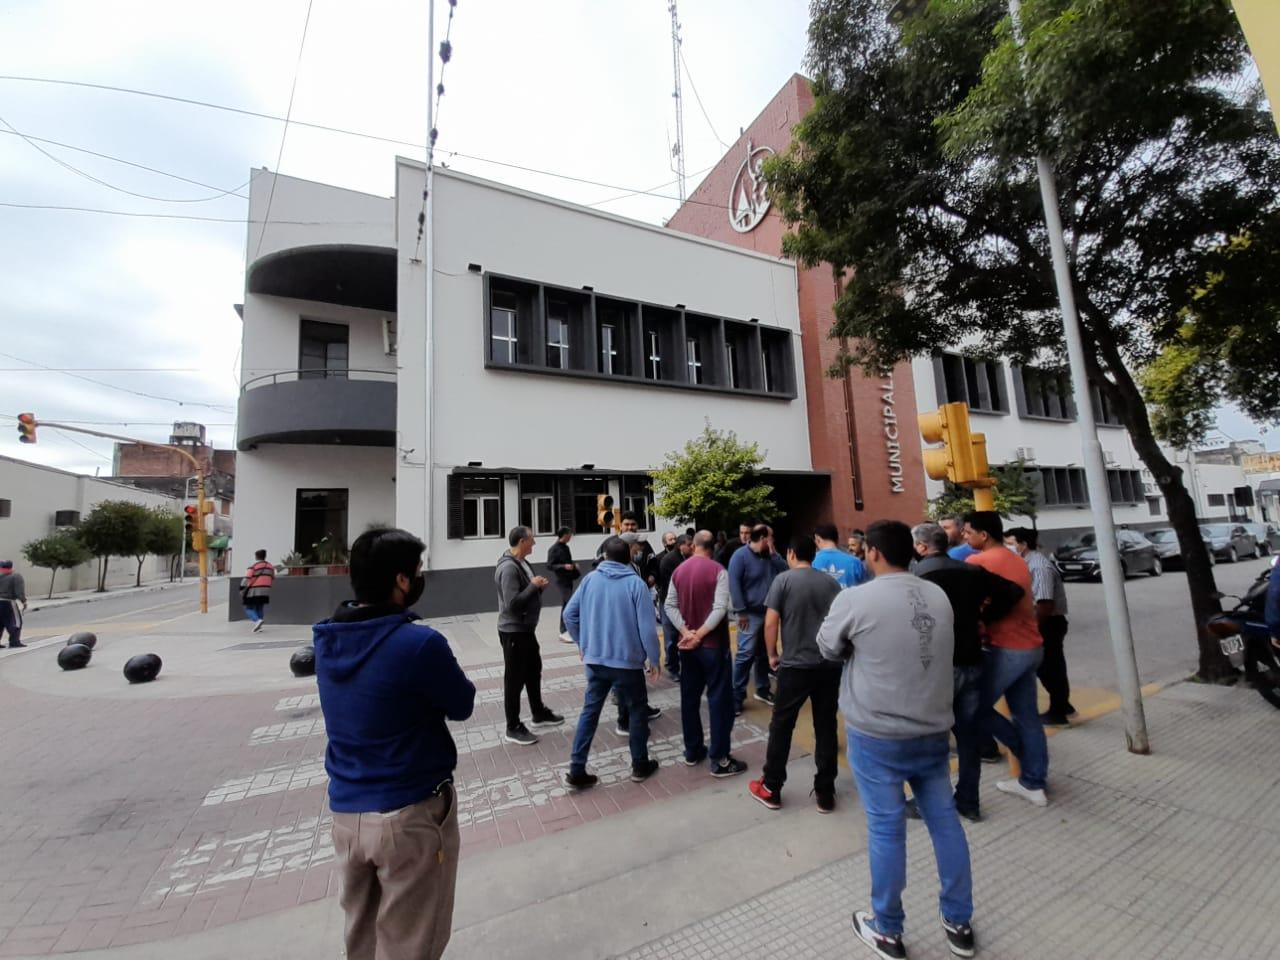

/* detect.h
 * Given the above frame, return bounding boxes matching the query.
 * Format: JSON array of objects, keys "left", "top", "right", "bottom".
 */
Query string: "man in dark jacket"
[
  {"left": 546, "top": 527, "right": 580, "bottom": 644},
  {"left": 727, "top": 524, "right": 788, "bottom": 712},
  {"left": 313, "top": 528, "right": 476, "bottom": 960},
  {"left": 657, "top": 535, "right": 693, "bottom": 681},
  {"left": 911, "top": 522, "right": 1023, "bottom": 821},
  {"left": 0, "top": 560, "right": 27, "bottom": 648},
  {"left": 495, "top": 526, "right": 563, "bottom": 746}
]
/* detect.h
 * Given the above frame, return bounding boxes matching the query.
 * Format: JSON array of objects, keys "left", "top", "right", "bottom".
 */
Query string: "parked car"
[
  {"left": 1055, "top": 529, "right": 1162, "bottom": 580},
  {"left": 1240, "top": 521, "right": 1280, "bottom": 556},
  {"left": 1143, "top": 527, "right": 1214, "bottom": 570},
  {"left": 1200, "top": 523, "right": 1259, "bottom": 563}
]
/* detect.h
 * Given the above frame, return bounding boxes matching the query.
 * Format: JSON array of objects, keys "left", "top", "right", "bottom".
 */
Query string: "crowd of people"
[{"left": 306, "top": 506, "right": 1074, "bottom": 960}]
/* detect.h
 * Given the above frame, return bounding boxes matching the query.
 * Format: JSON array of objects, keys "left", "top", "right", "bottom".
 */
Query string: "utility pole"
[
  {"left": 1006, "top": 0, "right": 1149, "bottom": 752},
  {"left": 422, "top": 0, "right": 436, "bottom": 568},
  {"left": 668, "top": 1, "right": 686, "bottom": 201}
]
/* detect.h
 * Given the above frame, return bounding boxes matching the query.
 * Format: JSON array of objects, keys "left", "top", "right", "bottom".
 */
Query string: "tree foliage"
[
  {"left": 927, "top": 459, "right": 1040, "bottom": 525},
  {"left": 140, "top": 507, "right": 184, "bottom": 587},
  {"left": 766, "top": 0, "right": 1280, "bottom": 679},
  {"left": 78, "top": 500, "right": 151, "bottom": 592},
  {"left": 21, "top": 531, "right": 92, "bottom": 599},
  {"left": 650, "top": 423, "right": 780, "bottom": 534}
]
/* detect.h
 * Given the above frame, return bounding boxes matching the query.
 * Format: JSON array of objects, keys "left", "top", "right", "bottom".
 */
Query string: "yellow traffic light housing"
[
  {"left": 596, "top": 494, "right": 617, "bottom": 532},
  {"left": 918, "top": 401, "right": 991, "bottom": 486}
]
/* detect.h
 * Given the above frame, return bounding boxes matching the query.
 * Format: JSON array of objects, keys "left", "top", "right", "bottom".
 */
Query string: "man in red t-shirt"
[{"left": 964, "top": 512, "right": 1050, "bottom": 807}]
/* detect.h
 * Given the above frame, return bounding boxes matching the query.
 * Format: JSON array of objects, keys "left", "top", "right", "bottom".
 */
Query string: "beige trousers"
[{"left": 332, "top": 783, "right": 460, "bottom": 960}]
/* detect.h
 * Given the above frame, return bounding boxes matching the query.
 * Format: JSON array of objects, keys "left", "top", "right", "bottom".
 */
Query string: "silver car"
[
  {"left": 1240, "top": 522, "right": 1280, "bottom": 556},
  {"left": 1199, "top": 523, "right": 1259, "bottom": 563}
]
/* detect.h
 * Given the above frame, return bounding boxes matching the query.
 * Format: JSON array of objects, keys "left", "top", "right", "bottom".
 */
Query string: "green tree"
[
  {"left": 927, "top": 459, "right": 1040, "bottom": 526},
  {"left": 766, "top": 0, "right": 1280, "bottom": 680},
  {"left": 141, "top": 507, "right": 184, "bottom": 585},
  {"left": 21, "top": 531, "right": 93, "bottom": 599},
  {"left": 77, "top": 500, "right": 150, "bottom": 592},
  {"left": 650, "top": 423, "right": 780, "bottom": 534}
]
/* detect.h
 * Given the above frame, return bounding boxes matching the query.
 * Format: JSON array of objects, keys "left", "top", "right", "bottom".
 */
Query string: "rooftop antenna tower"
[{"left": 668, "top": 1, "right": 686, "bottom": 201}]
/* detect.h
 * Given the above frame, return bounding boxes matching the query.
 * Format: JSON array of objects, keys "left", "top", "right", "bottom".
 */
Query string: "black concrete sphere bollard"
[
  {"left": 58, "top": 643, "right": 92, "bottom": 671},
  {"left": 123, "top": 653, "right": 162, "bottom": 684},
  {"left": 68, "top": 632, "right": 98, "bottom": 650},
  {"left": 289, "top": 646, "right": 316, "bottom": 678}
]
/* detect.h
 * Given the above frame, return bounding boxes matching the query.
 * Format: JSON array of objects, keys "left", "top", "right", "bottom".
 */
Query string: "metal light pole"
[
  {"left": 1007, "top": 0, "right": 1149, "bottom": 752},
  {"left": 422, "top": 0, "right": 436, "bottom": 569}
]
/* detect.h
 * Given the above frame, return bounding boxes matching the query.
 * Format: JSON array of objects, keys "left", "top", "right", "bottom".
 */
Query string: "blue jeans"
[
  {"left": 244, "top": 602, "right": 265, "bottom": 623},
  {"left": 661, "top": 609, "right": 682, "bottom": 678},
  {"left": 952, "top": 665, "right": 983, "bottom": 814},
  {"left": 981, "top": 646, "right": 1049, "bottom": 791},
  {"left": 571, "top": 664, "right": 650, "bottom": 774},
  {"left": 847, "top": 729, "right": 974, "bottom": 936},
  {"left": 679, "top": 644, "right": 733, "bottom": 765},
  {"left": 731, "top": 612, "right": 771, "bottom": 709}
]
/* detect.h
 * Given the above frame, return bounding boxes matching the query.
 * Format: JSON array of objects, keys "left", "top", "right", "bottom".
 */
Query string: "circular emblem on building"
[{"left": 727, "top": 141, "right": 775, "bottom": 233}]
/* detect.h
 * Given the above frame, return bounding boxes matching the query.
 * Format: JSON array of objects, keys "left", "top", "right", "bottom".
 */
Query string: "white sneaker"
[
  {"left": 252, "top": 620, "right": 264, "bottom": 633},
  {"left": 558, "top": 631, "right": 574, "bottom": 644},
  {"left": 996, "top": 779, "right": 1047, "bottom": 807}
]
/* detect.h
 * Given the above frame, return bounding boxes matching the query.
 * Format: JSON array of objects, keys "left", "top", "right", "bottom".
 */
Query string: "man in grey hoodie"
[
  {"left": 495, "top": 526, "right": 564, "bottom": 746},
  {"left": 818, "top": 520, "right": 974, "bottom": 960}
]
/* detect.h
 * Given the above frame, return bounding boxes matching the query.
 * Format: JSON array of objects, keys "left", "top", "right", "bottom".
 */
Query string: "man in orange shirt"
[{"left": 963, "top": 512, "right": 1049, "bottom": 807}]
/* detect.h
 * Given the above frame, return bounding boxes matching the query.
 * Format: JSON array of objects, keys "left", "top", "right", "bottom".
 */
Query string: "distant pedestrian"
[
  {"left": 313, "top": 528, "right": 476, "bottom": 960},
  {"left": 814, "top": 523, "right": 869, "bottom": 588},
  {"left": 495, "top": 526, "right": 564, "bottom": 746},
  {"left": 657, "top": 534, "right": 694, "bottom": 681},
  {"left": 563, "top": 536, "right": 662, "bottom": 788},
  {"left": 661, "top": 530, "right": 678, "bottom": 553},
  {"left": 846, "top": 529, "right": 867, "bottom": 561},
  {"left": 939, "top": 514, "right": 977, "bottom": 562},
  {"left": 749, "top": 534, "right": 843, "bottom": 813},
  {"left": 621, "top": 512, "right": 657, "bottom": 586},
  {"left": 964, "top": 511, "right": 1049, "bottom": 807},
  {"left": 1006, "top": 527, "right": 1074, "bottom": 725},
  {"left": 716, "top": 522, "right": 752, "bottom": 568},
  {"left": 546, "top": 527, "right": 581, "bottom": 644},
  {"left": 240, "top": 549, "right": 276, "bottom": 633},
  {"left": 818, "top": 520, "right": 975, "bottom": 960},
  {"left": 665, "top": 531, "right": 747, "bottom": 778},
  {"left": 727, "top": 524, "right": 787, "bottom": 712},
  {"left": 0, "top": 560, "right": 27, "bottom": 648},
  {"left": 912, "top": 522, "right": 1024, "bottom": 822}
]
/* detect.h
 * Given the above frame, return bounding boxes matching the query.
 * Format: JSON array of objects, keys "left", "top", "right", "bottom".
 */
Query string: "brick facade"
[{"left": 666, "top": 75, "right": 927, "bottom": 530}]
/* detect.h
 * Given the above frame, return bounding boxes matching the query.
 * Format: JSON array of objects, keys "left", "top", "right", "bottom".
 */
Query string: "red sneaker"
[{"left": 748, "top": 779, "right": 781, "bottom": 810}]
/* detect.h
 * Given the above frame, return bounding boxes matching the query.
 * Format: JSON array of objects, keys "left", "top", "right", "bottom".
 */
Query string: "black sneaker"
[
  {"left": 682, "top": 749, "right": 708, "bottom": 767},
  {"left": 955, "top": 805, "right": 982, "bottom": 823},
  {"left": 756, "top": 689, "right": 776, "bottom": 706},
  {"left": 645, "top": 704, "right": 662, "bottom": 721},
  {"left": 710, "top": 756, "right": 747, "bottom": 778},
  {"left": 940, "top": 914, "right": 975, "bottom": 958},
  {"left": 531, "top": 710, "right": 565, "bottom": 727},
  {"left": 905, "top": 798, "right": 922, "bottom": 820},
  {"left": 7, "top": 642, "right": 26, "bottom": 648},
  {"left": 814, "top": 789, "right": 835, "bottom": 814},
  {"left": 1039, "top": 710, "right": 1070, "bottom": 727},
  {"left": 565, "top": 770, "right": 599, "bottom": 790},
  {"left": 504, "top": 725, "right": 538, "bottom": 746},
  {"left": 979, "top": 748, "right": 1001, "bottom": 764},
  {"left": 630, "top": 758, "right": 659, "bottom": 782},
  {"left": 852, "top": 911, "right": 906, "bottom": 960}
]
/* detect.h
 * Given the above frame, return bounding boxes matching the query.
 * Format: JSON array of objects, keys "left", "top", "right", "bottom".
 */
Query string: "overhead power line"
[
  {"left": 413, "top": 0, "right": 460, "bottom": 260},
  {"left": 0, "top": 200, "right": 378, "bottom": 225},
  {"left": 0, "top": 351, "right": 234, "bottom": 411},
  {"left": 679, "top": 48, "right": 730, "bottom": 150},
  {"left": 255, "top": 0, "right": 317, "bottom": 260}
]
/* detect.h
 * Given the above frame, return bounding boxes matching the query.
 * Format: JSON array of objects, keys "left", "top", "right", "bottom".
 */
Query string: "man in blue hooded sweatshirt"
[
  {"left": 313, "top": 528, "right": 475, "bottom": 960},
  {"left": 563, "top": 535, "right": 662, "bottom": 788}
]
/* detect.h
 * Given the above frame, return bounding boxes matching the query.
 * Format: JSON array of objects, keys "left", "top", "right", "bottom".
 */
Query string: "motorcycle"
[{"left": 1206, "top": 558, "right": 1280, "bottom": 710}]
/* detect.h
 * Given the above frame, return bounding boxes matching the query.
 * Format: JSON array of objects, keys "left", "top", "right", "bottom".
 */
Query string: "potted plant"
[
  {"left": 313, "top": 536, "right": 350, "bottom": 576},
  {"left": 282, "top": 551, "right": 309, "bottom": 576}
]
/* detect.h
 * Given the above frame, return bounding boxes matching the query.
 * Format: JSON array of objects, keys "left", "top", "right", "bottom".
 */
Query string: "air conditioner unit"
[
  {"left": 1015, "top": 446, "right": 1036, "bottom": 462},
  {"left": 53, "top": 510, "right": 80, "bottom": 527},
  {"left": 1142, "top": 483, "right": 1155, "bottom": 495},
  {"left": 1103, "top": 450, "right": 1117, "bottom": 465}
]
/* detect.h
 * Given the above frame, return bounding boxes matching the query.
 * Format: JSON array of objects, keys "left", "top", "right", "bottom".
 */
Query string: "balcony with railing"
[{"left": 236, "top": 368, "right": 396, "bottom": 450}]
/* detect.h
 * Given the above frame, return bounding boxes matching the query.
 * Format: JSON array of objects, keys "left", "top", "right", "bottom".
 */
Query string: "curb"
[{"left": 26, "top": 577, "right": 229, "bottom": 613}]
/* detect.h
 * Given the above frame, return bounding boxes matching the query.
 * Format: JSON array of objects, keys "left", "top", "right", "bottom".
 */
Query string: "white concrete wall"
[
  {"left": 239, "top": 295, "right": 395, "bottom": 386},
  {"left": 395, "top": 162, "right": 809, "bottom": 569},
  {"left": 910, "top": 356, "right": 1161, "bottom": 532},
  {"left": 233, "top": 446, "right": 395, "bottom": 564},
  {"left": 245, "top": 170, "right": 392, "bottom": 266},
  {"left": 0, "top": 456, "right": 181, "bottom": 597}
]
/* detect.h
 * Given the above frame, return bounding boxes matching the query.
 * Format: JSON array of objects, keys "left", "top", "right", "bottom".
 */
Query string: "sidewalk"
[
  {"left": 25, "top": 577, "right": 228, "bottom": 613},
  {"left": 3, "top": 666, "right": 1275, "bottom": 959}
]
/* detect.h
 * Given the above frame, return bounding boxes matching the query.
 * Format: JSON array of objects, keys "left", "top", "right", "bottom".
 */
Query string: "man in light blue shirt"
[{"left": 813, "top": 524, "right": 868, "bottom": 589}]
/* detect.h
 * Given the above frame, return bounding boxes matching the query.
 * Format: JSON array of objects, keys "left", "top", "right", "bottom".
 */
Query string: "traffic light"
[
  {"left": 184, "top": 505, "right": 198, "bottom": 541},
  {"left": 596, "top": 494, "right": 616, "bottom": 531},
  {"left": 16, "top": 413, "right": 36, "bottom": 444},
  {"left": 918, "top": 401, "right": 991, "bottom": 485}
]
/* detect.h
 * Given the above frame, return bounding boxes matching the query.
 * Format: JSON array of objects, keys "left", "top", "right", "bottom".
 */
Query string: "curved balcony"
[
  {"left": 248, "top": 244, "right": 395, "bottom": 312},
  {"left": 237, "top": 369, "right": 396, "bottom": 451}
]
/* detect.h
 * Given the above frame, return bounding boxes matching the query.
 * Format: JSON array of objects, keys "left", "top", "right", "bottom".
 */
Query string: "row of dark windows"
[
  {"left": 446, "top": 473, "right": 655, "bottom": 541},
  {"left": 1019, "top": 467, "right": 1145, "bottom": 507},
  {"left": 934, "top": 353, "right": 1125, "bottom": 426},
  {"left": 486, "top": 274, "right": 796, "bottom": 397}
]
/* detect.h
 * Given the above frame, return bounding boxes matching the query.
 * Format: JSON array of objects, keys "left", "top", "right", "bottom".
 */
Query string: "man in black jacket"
[
  {"left": 547, "top": 527, "right": 580, "bottom": 644},
  {"left": 657, "top": 535, "right": 693, "bottom": 680},
  {"left": 911, "top": 522, "right": 1024, "bottom": 821}
]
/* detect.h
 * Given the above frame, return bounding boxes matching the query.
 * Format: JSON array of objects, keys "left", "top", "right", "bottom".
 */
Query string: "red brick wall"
[
  {"left": 666, "top": 75, "right": 927, "bottom": 529},
  {"left": 116, "top": 443, "right": 236, "bottom": 479}
]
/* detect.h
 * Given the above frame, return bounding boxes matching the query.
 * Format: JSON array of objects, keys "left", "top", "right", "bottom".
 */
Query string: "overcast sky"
[{"left": 0, "top": 0, "right": 1269, "bottom": 477}]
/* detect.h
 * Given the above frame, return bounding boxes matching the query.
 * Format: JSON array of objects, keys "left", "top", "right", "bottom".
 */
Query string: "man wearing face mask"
[{"left": 314, "top": 528, "right": 476, "bottom": 960}]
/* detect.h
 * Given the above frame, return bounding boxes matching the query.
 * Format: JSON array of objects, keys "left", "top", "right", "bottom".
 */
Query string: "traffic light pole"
[
  {"left": 1008, "top": 0, "right": 1149, "bottom": 753},
  {"left": 25, "top": 420, "right": 211, "bottom": 615}
]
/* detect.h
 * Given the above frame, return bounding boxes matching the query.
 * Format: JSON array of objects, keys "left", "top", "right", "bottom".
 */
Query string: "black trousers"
[
  {"left": 498, "top": 630, "right": 547, "bottom": 730},
  {"left": 761, "top": 666, "right": 842, "bottom": 795},
  {"left": 1036, "top": 615, "right": 1072, "bottom": 715},
  {"left": 555, "top": 579, "right": 577, "bottom": 633}
]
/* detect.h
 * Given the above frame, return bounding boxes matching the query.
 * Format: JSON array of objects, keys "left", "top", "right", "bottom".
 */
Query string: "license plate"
[{"left": 1218, "top": 636, "right": 1245, "bottom": 657}]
